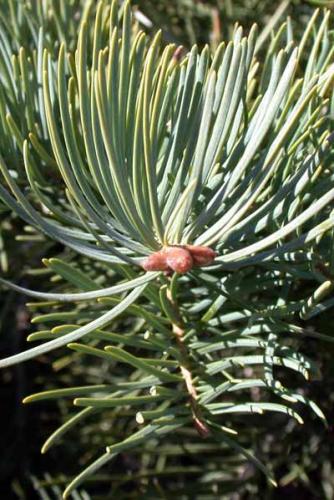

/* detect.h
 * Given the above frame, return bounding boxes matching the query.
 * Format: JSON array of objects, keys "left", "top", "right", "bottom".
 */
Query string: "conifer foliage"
[{"left": 0, "top": 1, "right": 334, "bottom": 497}]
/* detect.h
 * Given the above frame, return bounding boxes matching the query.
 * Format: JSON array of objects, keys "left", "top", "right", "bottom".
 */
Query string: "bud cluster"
[{"left": 142, "top": 245, "right": 217, "bottom": 274}]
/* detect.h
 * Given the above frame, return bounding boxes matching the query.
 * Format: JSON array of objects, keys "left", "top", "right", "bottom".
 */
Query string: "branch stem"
[{"left": 167, "top": 288, "right": 210, "bottom": 438}]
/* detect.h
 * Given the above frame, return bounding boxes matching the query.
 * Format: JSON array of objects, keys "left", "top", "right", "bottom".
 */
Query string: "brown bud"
[
  {"left": 164, "top": 246, "right": 193, "bottom": 274},
  {"left": 185, "top": 245, "right": 217, "bottom": 266},
  {"left": 142, "top": 251, "right": 169, "bottom": 271},
  {"left": 173, "top": 46, "right": 184, "bottom": 62}
]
